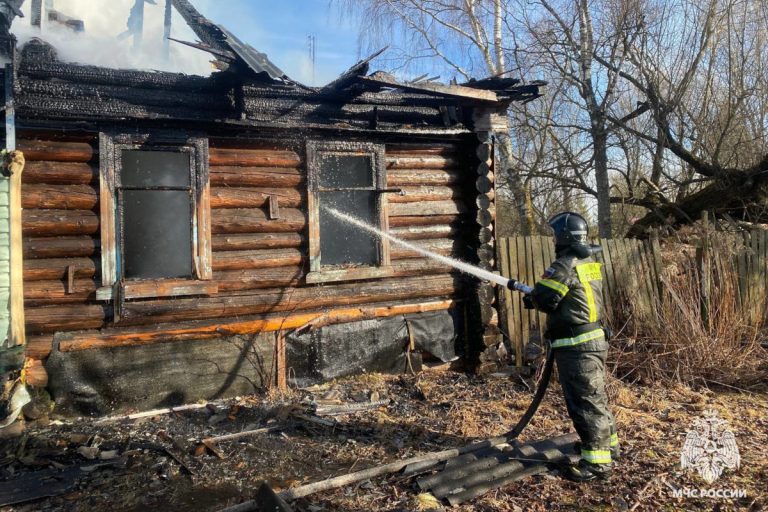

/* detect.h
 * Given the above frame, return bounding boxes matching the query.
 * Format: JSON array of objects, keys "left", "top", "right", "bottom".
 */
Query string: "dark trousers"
[{"left": 554, "top": 340, "right": 617, "bottom": 464}]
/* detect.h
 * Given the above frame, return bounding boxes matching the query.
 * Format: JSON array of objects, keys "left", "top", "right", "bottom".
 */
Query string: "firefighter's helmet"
[{"left": 549, "top": 211, "right": 592, "bottom": 258}]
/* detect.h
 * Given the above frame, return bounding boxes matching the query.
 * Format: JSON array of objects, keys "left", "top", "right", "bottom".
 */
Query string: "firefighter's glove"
[{"left": 523, "top": 294, "right": 535, "bottom": 310}]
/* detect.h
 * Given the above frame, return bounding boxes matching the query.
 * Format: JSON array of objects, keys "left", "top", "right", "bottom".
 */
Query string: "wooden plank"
[
  {"left": 629, "top": 240, "right": 651, "bottom": 319},
  {"left": 531, "top": 236, "right": 547, "bottom": 340},
  {"left": 521, "top": 236, "right": 534, "bottom": 346},
  {"left": 8, "top": 152, "right": 25, "bottom": 347},
  {"left": 751, "top": 230, "right": 761, "bottom": 323},
  {"left": 516, "top": 236, "right": 529, "bottom": 342},
  {"left": 498, "top": 238, "right": 517, "bottom": 366},
  {"left": 650, "top": 235, "right": 664, "bottom": 306},
  {"left": 597, "top": 238, "right": 613, "bottom": 317},
  {"left": 641, "top": 240, "right": 660, "bottom": 315},
  {"left": 606, "top": 239, "right": 624, "bottom": 311},
  {"left": 358, "top": 71, "right": 499, "bottom": 103},
  {"left": 275, "top": 331, "right": 286, "bottom": 391},
  {"left": 507, "top": 238, "right": 523, "bottom": 367}
]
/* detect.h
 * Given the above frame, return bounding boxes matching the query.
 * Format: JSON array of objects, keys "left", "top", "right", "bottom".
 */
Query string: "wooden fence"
[{"left": 498, "top": 230, "right": 768, "bottom": 366}]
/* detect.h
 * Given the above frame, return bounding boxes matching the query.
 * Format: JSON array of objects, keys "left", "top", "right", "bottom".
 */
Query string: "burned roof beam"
[
  {"left": 358, "top": 71, "right": 500, "bottom": 104},
  {"left": 167, "top": 37, "right": 236, "bottom": 61},
  {"left": 170, "top": 0, "right": 227, "bottom": 53},
  {"left": 170, "top": 0, "right": 289, "bottom": 82},
  {"left": 318, "top": 46, "right": 388, "bottom": 94}
]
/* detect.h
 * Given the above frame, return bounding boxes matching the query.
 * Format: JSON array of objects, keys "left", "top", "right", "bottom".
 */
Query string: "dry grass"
[{"left": 609, "top": 243, "right": 768, "bottom": 389}]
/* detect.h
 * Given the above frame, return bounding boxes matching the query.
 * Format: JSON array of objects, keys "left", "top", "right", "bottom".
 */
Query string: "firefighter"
[{"left": 525, "top": 212, "right": 618, "bottom": 481}]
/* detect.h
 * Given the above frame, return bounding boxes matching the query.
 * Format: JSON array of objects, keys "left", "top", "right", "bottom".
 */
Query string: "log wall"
[{"left": 19, "top": 132, "right": 479, "bottom": 362}]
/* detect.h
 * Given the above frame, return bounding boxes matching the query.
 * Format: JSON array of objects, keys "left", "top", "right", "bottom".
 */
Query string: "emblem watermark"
[
  {"left": 667, "top": 409, "right": 747, "bottom": 500},
  {"left": 680, "top": 409, "right": 740, "bottom": 484}
]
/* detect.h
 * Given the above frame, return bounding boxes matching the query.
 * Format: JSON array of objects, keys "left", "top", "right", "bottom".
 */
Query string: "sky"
[{"left": 10, "top": 0, "right": 363, "bottom": 86}]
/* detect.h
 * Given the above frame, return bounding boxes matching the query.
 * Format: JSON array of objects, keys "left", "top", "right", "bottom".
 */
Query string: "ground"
[{"left": 1, "top": 368, "right": 766, "bottom": 512}]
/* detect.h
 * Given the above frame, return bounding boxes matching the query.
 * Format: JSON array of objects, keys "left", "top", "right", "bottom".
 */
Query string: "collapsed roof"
[{"left": 3, "top": 0, "right": 545, "bottom": 133}]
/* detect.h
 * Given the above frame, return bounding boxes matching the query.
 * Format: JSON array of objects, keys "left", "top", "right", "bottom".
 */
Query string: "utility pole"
[
  {"left": 132, "top": 0, "right": 144, "bottom": 52},
  {"left": 307, "top": 35, "right": 316, "bottom": 85},
  {"left": 30, "top": 0, "right": 42, "bottom": 29},
  {"left": 163, "top": 0, "right": 172, "bottom": 61}
]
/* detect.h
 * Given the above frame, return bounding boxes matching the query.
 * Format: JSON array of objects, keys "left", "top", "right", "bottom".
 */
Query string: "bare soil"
[{"left": 2, "top": 369, "right": 766, "bottom": 512}]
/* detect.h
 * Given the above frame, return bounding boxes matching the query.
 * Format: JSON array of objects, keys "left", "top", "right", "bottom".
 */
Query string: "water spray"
[{"left": 323, "top": 206, "right": 533, "bottom": 294}]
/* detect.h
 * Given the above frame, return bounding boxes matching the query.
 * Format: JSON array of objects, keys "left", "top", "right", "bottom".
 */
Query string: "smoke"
[{"left": 11, "top": 0, "right": 213, "bottom": 75}]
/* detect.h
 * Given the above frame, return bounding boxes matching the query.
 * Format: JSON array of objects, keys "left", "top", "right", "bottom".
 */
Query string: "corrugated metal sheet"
[{"left": 216, "top": 25, "right": 287, "bottom": 82}]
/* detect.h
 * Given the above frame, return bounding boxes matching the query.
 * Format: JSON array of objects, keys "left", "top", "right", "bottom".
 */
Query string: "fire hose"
[{"left": 499, "top": 278, "right": 554, "bottom": 441}]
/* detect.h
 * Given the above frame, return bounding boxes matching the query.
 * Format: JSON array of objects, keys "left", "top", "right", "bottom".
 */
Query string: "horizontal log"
[
  {"left": 212, "top": 208, "right": 306, "bottom": 234},
  {"left": 387, "top": 170, "right": 462, "bottom": 187},
  {"left": 24, "top": 236, "right": 99, "bottom": 259},
  {"left": 26, "top": 303, "right": 107, "bottom": 333},
  {"left": 213, "top": 248, "right": 304, "bottom": 271},
  {"left": 391, "top": 239, "right": 463, "bottom": 260},
  {"left": 22, "top": 184, "right": 99, "bottom": 210},
  {"left": 211, "top": 187, "right": 303, "bottom": 209},
  {"left": 210, "top": 167, "right": 304, "bottom": 188},
  {"left": 26, "top": 335, "right": 54, "bottom": 360},
  {"left": 23, "top": 210, "right": 99, "bottom": 236},
  {"left": 213, "top": 258, "right": 455, "bottom": 292},
  {"left": 24, "top": 278, "right": 98, "bottom": 304},
  {"left": 58, "top": 299, "right": 460, "bottom": 352},
  {"left": 119, "top": 275, "right": 463, "bottom": 326},
  {"left": 209, "top": 148, "right": 301, "bottom": 168},
  {"left": 389, "top": 215, "right": 462, "bottom": 227},
  {"left": 212, "top": 233, "right": 304, "bottom": 251},
  {"left": 24, "top": 257, "right": 98, "bottom": 281},
  {"left": 389, "top": 186, "right": 462, "bottom": 203},
  {"left": 18, "top": 140, "right": 96, "bottom": 163},
  {"left": 122, "top": 280, "right": 219, "bottom": 300},
  {"left": 386, "top": 155, "right": 459, "bottom": 170},
  {"left": 215, "top": 267, "right": 306, "bottom": 291},
  {"left": 22, "top": 161, "right": 99, "bottom": 185},
  {"left": 390, "top": 200, "right": 467, "bottom": 217},
  {"left": 385, "top": 143, "right": 458, "bottom": 156},
  {"left": 390, "top": 225, "right": 461, "bottom": 240}
]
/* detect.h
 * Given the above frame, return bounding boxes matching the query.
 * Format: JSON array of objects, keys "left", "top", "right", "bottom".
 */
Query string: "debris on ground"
[{"left": 0, "top": 370, "right": 765, "bottom": 511}]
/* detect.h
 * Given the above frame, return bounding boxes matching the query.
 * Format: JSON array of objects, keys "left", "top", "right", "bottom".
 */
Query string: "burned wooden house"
[{"left": 0, "top": 0, "right": 543, "bottom": 415}]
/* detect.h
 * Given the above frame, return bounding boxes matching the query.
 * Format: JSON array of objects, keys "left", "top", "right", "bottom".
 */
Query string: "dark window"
[
  {"left": 307, "top": 141, "right": 390, "bottom": 283},
  {"left": 119, "top": 150, "right": 194, "bottom": 279}
]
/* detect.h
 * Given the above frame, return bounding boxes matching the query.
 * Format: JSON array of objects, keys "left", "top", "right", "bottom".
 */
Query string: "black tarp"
[{"left": 286, "top": 309, "right": 460, "bottom": 388}]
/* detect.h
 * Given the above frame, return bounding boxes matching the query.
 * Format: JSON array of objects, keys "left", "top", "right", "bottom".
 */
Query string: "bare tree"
[
  {"left": 603, "top": 0, "right": 768, "bottom": 235},
  {"left": 338, "top": 0, "right": 539, "bottom": 234}
]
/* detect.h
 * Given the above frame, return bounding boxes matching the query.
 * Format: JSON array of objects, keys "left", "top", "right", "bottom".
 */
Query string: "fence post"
[{"left": 696, "top": 211, "right": 711, "bottom": 330}]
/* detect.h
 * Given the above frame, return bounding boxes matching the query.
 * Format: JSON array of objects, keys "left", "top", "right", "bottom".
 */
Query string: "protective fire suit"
[{"left": 529, "top": 249, "right": 618, "bottom": 468}]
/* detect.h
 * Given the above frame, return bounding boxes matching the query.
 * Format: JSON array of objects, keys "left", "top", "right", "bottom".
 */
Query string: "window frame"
[
  {"left": 97, "top": 132, "right": 215, "bottom": 302},
  {"left": 306, "top": 140, "right": 391, "bottom": 284}
]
